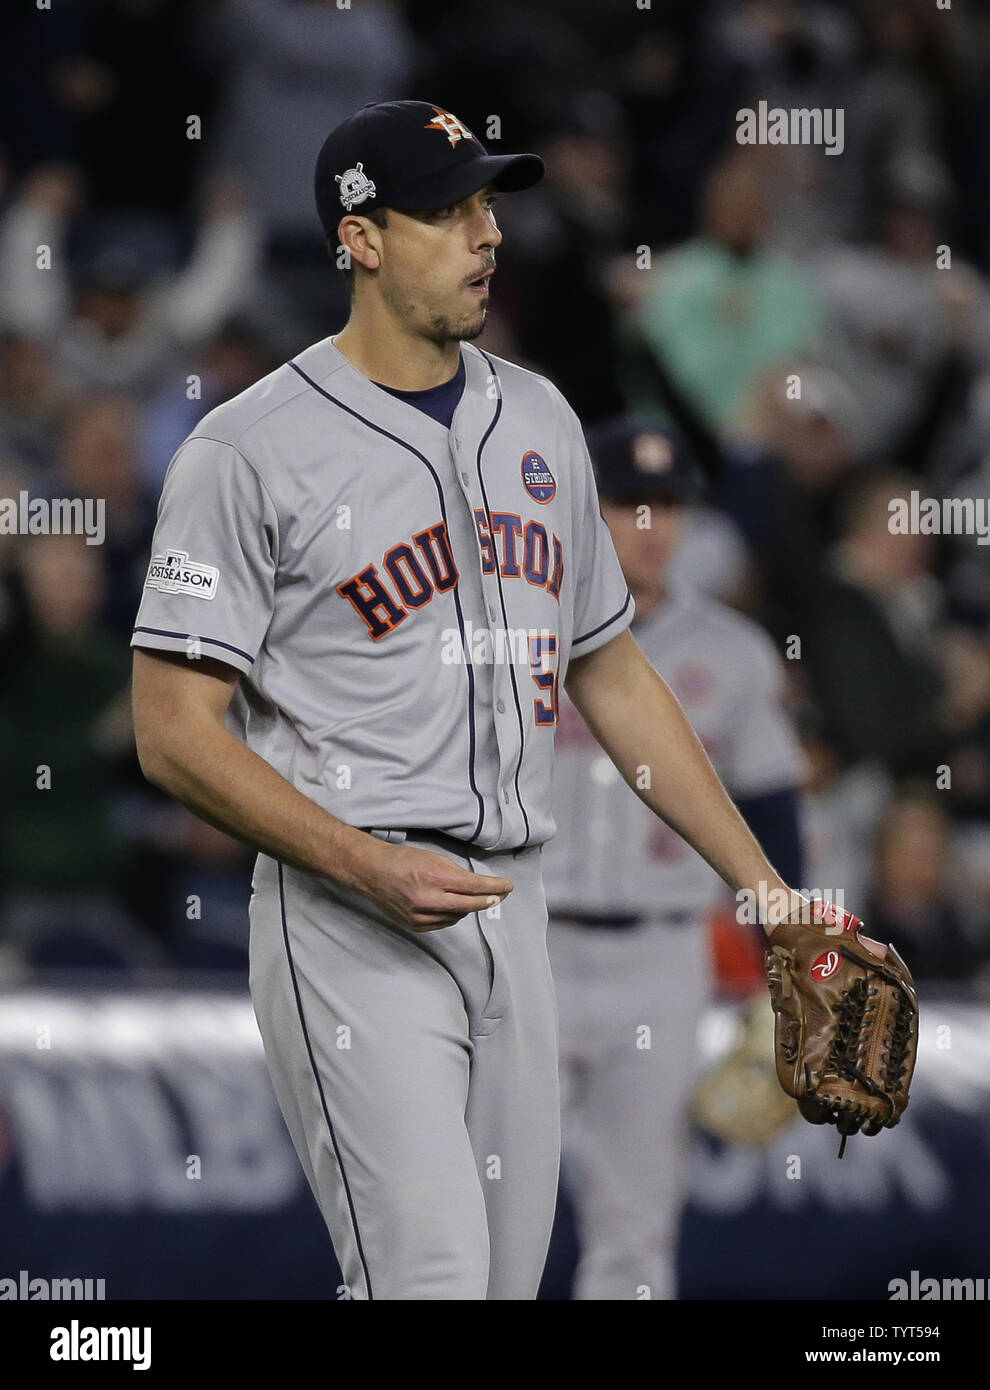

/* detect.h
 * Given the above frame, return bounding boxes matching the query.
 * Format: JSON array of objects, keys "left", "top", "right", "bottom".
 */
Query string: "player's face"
[
  {"left": 601, "top": 497, "right": 689, "bottom": 593},
  {"left": 376, "top": 189, "right": 503, "bottom": 344}
]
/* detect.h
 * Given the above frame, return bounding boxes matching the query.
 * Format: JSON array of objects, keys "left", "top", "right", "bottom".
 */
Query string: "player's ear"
[{"left": 338, "top": 214, "right": 383, "bottom": 275}]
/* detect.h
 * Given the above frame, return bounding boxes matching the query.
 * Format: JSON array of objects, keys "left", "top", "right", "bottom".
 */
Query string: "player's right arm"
[
  {"left": 132, "top": 648, "right": 512, "bottom": 931},
  {"left": 131, "top": 428, "right": 510, "bottom": 931}
]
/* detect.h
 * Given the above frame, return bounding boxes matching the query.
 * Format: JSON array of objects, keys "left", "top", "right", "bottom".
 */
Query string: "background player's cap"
[
  {"left": 588, "top": 417, "right": 701, "bottom": 505},
  {"left": 315, "top": 100, "right": 544, "bottom": 235}
]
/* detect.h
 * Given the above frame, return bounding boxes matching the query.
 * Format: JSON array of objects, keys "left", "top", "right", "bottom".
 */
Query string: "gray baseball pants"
[
  {"left": 248, "top": 831, "right": 560, "bottom": 1300},
  {"left": 549, "top": 916, "right": 709, "bottom": 1300}
]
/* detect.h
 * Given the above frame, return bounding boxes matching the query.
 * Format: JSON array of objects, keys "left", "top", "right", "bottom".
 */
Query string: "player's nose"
[{"left": 471, "top": 208, "right": 502, "bottom": 251}]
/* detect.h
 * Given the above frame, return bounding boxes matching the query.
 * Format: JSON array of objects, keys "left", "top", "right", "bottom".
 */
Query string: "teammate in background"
[
  {"left": 544, "top": 417, "right": 806, "bottom": 1301},
  {"left": 131, "top": 102, "right": 814, "bottom": 1301}
]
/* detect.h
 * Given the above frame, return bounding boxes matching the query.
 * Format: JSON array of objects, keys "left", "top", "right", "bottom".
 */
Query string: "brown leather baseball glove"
[{"left": 764, "top": 900, "right": 919, "bottom": 1157}]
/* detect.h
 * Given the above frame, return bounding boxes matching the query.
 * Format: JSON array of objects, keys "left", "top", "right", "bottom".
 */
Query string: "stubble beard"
[
  {"left": 381, "top": 275, "right": 487, "bottom": 345},
  {"left": 424, "top": 302, "right": 487, "bottom": 345},
  {"left": 425, "top": 312, "right": 486, "bottom": 344}
]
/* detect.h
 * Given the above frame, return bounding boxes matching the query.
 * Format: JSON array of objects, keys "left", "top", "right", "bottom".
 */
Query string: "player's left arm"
[{"left": 565, "top": 628, "right": 804, "bottom": 933}]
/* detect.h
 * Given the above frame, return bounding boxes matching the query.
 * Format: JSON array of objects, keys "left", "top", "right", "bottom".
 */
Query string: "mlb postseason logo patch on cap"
[
  {"left": 336, "top": 162, "right": 377, "bottom": 211},
  {"left": 145, "top": 548, "right": 219, "bottom": 600},
  {"left": 521, "top": 451, "right": 556, "bottom": 504}
]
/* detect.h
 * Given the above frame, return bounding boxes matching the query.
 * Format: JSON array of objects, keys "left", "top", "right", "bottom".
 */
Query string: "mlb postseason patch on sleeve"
[{"left": 144, "top": 549, "right": 220, "bottom": 600}]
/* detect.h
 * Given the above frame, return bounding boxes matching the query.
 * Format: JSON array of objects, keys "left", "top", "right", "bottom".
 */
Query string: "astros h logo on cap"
[{"left": 423, "top": 108, "right": 479, "bottom": 148}]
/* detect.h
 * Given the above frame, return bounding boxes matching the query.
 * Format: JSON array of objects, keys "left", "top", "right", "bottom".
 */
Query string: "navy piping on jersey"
[
  {"left": 287, "top": 359, "right": 487, "bottom": 842},
  {"left": 572, "top": 589, "right": 633, "bottom": 649},
  {"left": 475, "top": 349, "right": 531, "bottom": 845},
  {"left": 276, "top": 863, "right": 374, "bottom": 1300},
  {"left": 132, "top": 626, "right": 254, "bottom": 665}
]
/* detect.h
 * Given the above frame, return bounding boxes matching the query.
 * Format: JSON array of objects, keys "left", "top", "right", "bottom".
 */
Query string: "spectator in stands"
[
  {"left": 615, "top": 13, "right": 745, "bottom": 248},
  {"left": 497, "top": 93, "right": 630, "bottom": 423},
  {"left": 865, "top": 788, "right": 981, "bottom": 982},
  {"left": 944, "top": 3, "right": 990, "bottom": 275},
  {"left": 208, "top": 0, "right": 413, "bottom": 241},
  {"left": 807, "top": 467, "right": 990, "bottom": 776},
  {"left": 140, "top": 315, "right": 281, "bottom": 493},
  {"left": 0, "top": 534, "right": 150, "bottom": 967},
  {"left": 0, "top": 332, "right": 61, "bottom": 476},
  {"left": 626, "top": 150, "right": 826, "bottom": 437},
  {"left": 205, "top": 0, "right": 414, "bottom": 343},
  {"left": 717, "top": 0, "right": 858, "bottom": 250},
  {"left": 0, "top": 163, "right": 81, "bottom": 339},
  {"left": 843, "top": 0, "right": 966, "bottom": 240},
  {"left": 0, "top": 166, "right": 262, "bottom": 399},
  {"left": 717, "top": 364, "right": 863, "bottom": 641},
  {"left": 797, "top": 707, "right": 893, "bottom": 913},
  {"left": 54, "top": 395, "right": 156, "bottom": 636},
  {"left": 813, "top": 149, "right": 990, "bottom": 460}
]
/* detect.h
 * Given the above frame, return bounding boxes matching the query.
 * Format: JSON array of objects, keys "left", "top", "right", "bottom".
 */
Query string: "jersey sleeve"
[
  {"left": 131, "top": 435, "right": 278, "bottom": 676},
  {"left": 559, "top": 396, "right": 634, "bottom": 657},
  {"left": 723, "top": 627, "right": 807, "bottom": 796}
]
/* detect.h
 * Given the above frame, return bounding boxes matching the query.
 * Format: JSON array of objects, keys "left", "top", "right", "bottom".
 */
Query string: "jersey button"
[
  {"left": 488, "top": 603, "right": 498, "bottom": 621},
  {"left": 460, "top": 471, "right": 470, "bottom": 486},
  {"left": 496, "top": 699, "right": 506, "bottom": 713},
  {"left": 503, "top": 790, "right": 511, "bottom": 804}
]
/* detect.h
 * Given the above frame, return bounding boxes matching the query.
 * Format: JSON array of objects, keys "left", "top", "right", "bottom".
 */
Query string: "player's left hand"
[
  {"left": 763, "top": 898, "right": 919, "bottom": 1156},
  {"left": 765, "top": 891, "right": 886, "bottom": 957}
]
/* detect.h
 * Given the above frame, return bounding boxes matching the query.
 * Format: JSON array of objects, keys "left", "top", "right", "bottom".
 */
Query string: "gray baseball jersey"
[
  {"left": 131, "top": 336, "right": 633, "bottom": 849},
  {"left": 543, "top": 586, "right": 806, "bottom": 916}
]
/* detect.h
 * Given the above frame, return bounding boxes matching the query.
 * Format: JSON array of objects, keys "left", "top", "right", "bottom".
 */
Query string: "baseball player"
[
  {"left": 130, "top": 101, "right": 809, "bottom": 1301},
  {"left": 544, "top": 417, "right": 807, "bottom": 1300}
]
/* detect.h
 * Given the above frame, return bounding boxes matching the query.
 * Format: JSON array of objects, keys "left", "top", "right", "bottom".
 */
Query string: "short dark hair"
[{"left": 331, "top": 207, "right": 390, "bottom": 295}]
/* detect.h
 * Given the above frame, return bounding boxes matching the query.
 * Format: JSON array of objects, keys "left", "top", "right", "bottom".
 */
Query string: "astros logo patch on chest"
[{"left": 521, "top": 451, "right": 556, "bottom": 504}]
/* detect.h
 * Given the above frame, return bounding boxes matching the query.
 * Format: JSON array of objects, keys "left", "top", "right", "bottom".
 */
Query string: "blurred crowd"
[{"left": 2, "top": 0, "right": 990, "bottom": 988}]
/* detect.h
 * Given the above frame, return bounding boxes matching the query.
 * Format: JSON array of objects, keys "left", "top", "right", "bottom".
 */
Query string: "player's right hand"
[{"left": 361, "top": 842, "right": 514, "bottom": 932}]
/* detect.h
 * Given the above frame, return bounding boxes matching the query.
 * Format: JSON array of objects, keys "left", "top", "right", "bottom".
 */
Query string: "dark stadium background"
[{"left": 0, "top": 0, "right": 988, "bottom": 1301}]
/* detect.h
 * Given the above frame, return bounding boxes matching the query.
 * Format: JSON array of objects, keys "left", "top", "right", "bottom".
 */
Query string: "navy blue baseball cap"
[
  {"left": 588, "top": 417, "right": 701, "bottom": 504},
  {"left": 315, "top": 100, "right": 544, "bottom": 235}
]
